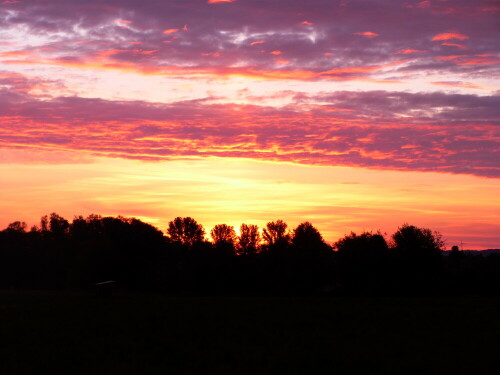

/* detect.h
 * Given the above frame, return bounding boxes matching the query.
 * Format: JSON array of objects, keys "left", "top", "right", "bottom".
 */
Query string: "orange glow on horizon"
[{"left": 0, "top": 154, "right": 498, "bottom": 249}]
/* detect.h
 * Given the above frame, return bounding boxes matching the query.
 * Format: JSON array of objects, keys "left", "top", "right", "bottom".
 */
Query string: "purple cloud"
[
  {"left": 1, "top": 0, "right": 498, "bottom": 80},
  {"left": 0, "top": 73, "right": 498, "bottom": 177}
]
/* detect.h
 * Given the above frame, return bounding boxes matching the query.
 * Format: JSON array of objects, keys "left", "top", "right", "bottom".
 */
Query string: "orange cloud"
[
  {"left": 432, "top": 32, "right": 469, "bottom": 41},
  {"left": 270, "top": 50, "right": 282, "bottom": 55},
  {"left": 354, "top": 31, "right": 379, "bottom": 37},
  {"left": 163, "top": 29, "right": 179, "bottom": 35},
  {"left": 301, "top": 21, "right": 313, "bottom": 25},
  {"left": 207, "top": 0, "right": 235, "bottom": 3},
  {"left": 395, "top": 48, "right": 426, "bottom": 54},
  {"left": 250, "top": 40, "right": 265, "bottom": 46}
]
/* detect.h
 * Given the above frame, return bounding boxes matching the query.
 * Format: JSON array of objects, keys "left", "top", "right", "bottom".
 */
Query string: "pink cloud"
[
  {"left": 354, "top": 31, "right": 379, "bottom": 37},
  {"left": 441, "top": 42, "right": 468, "bottom": 50},
  {"left": 432, "top": 32, "right": 469, "bottom": 41},
  {"left": 0, "top": 0, "right": 496, "bottom": 85},
  {"left": 430, "top": 81, "right": 485, "bottom": 90},
  {"left": 416, "top": 1, "right": 431, "bottom": 8},
  {"left": 395, "top": 48, "right": 427, "bottom": 54},
  {"left": 435, "top": 54, "right": 500, "bottom": 66},
  {"left": 0, "top": 77, "right": 498, "bottom": 178}
]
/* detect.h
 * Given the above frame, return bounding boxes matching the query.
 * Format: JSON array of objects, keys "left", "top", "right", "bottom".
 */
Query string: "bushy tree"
[
  {"left": 392, "top": 223, "right": 444, "bottom": 256},
  {"left": 211, "top": 224, "right": 237, "bottom": 246},
  {"left": 335, "top": 231, "right": 388, "bottom": 256},
  {"left": 49, "top": 213, "right": 69, "bottom": 236},
  {"left": 6, "top": 221, "right": 27, "bottom": 233},
  {"left": 292, "top": 222, "right": 329, "bottom": 253},
  {"left": 167, "top": 217, "right": 205, "bottom": 247},
  {"left": 391, "top": 224, "right": 444, "bottom": 291},
  {"left": 334, "top": 231, "right": 390, "bottom": 291}
]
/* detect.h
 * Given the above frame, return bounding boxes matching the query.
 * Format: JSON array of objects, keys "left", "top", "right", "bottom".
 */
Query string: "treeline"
[{"left": 0, "top": 213, "right": 499, "bottom": 295}]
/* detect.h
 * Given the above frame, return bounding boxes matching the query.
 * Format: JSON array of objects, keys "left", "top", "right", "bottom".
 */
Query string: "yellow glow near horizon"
[{"left": 1, "top": 151, "right": 498, "bottom": 249}]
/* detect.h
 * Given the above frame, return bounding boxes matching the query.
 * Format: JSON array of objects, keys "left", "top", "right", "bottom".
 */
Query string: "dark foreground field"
[{"left": 0, "top": 292, "right": 499, "bottom": 374}]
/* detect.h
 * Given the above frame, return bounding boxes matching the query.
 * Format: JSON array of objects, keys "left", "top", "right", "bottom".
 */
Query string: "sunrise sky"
[{"left": 0, "top": 0, "right": 499, "bottom": 249}]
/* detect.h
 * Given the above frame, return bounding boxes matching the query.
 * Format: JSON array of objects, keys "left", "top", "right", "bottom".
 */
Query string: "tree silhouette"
[
  {"left": 49, "top": 213, "right": 69, "bottom": 236},
  {"left": 211, "top": 224, "right": 237, "bottom": 246},
  {"left": 6, "top": 221, "right": 27, "bottom": 233},
  {"left": 40, "top": 215, "right": 49, "bottom": 232},
  {"left": 292, "top": 222, "right": 329, "bottom": 253},
  {"left": 334, "top": 231, "right": 390, "bottom": 291},
  {"left": 167, "top": 217, "right": 205, "bottom": 247},
  {"left": 335, "top": 231, "right": 388, "bottom": 256},
  {"left": 392, "top": 223, "right": 444, "bottom": 256},
  {"left": 211, "top": 224, "right": 237, "bottom": 255},
  {"left": 238, "top": 224, "right": 260, "bottom": 255},
  {"left": 1, "top": 212, "right": 496, "bottom": 296},
  {"left": 262, "top": 220, "right": 289, "bottom": 246},
  {"left": 392, "top": 223, "right": 444, "bottom": 291},
  {"left": 449, "top": 245, "right": 461, "bottom": 258}
]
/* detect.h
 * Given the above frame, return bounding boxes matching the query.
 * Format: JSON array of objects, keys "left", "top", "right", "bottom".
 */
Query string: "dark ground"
[{"left": 0, "top": 292, "right": 499, "bottom": 374}]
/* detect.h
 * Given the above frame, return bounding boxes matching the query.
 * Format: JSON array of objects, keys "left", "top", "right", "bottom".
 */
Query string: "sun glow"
[
  {"left": 0, "top": 153, "right": 498, "bottom": 248},
  {"left": 0, "top": 0, "right": 498, "bottom": 249}
]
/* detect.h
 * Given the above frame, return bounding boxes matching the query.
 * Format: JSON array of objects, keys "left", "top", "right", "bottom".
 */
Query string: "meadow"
[{"left": 1, "top": 292, "right": 498, "bottom": 374}]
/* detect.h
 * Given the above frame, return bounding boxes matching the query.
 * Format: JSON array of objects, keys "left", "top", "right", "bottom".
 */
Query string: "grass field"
[{"left": 0, "top": 292, "right": 499, "bottom": 374}]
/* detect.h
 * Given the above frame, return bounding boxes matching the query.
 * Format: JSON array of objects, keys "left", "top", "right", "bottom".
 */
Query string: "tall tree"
[
  {"left": 262, "top": 220, "right": 289, "bottom": 246},
  {"left": 238, "top": 224, "right": 260, "bottom": 255},
  {"left": 211, "top": 224, "right": 237, "bottom": 252},
  {"left": 167, "top": 217, "right": 205, "bottom": 247}
]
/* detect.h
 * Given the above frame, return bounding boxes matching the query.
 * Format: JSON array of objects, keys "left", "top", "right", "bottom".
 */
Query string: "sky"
[{"left": 0, "top": 0, "right": 499, "bottom": 249}]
